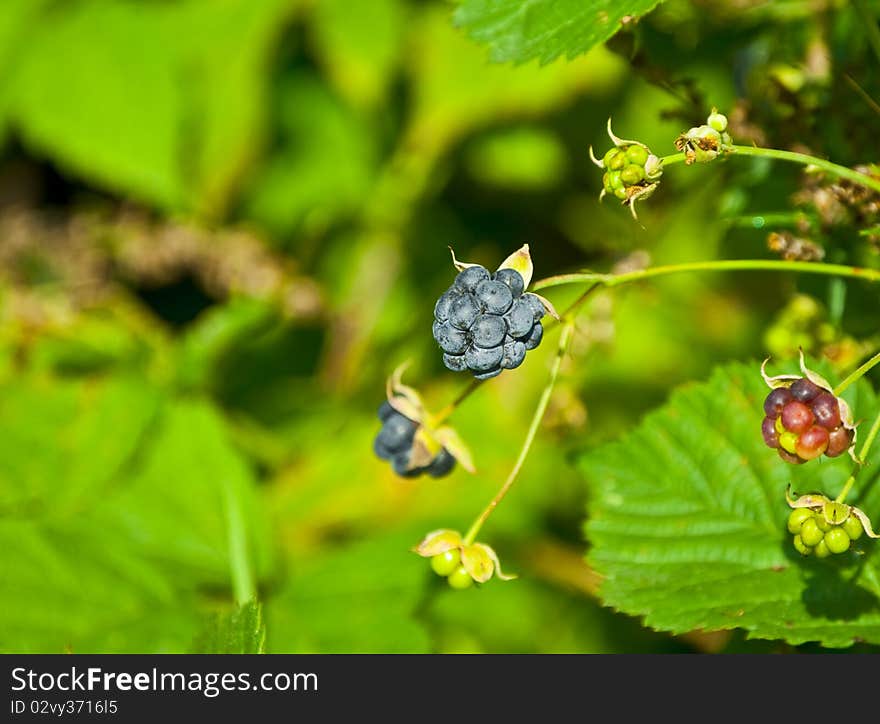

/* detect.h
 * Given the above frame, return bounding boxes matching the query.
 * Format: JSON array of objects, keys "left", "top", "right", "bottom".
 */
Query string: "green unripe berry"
[
  {"left": 447, "top": 565, "right": 474, "bottom": 590},
  {"left": 625, "top": 144, "right": 649, "bottom": 165},
  {"left": 707, "top": 111, "right": 728, "bottom": 133},
  {"left": 787, "top": 508, "right": 813, "bottom": 535},
  {"left": 799, "top": 517, "right": 824, "bottom": 547},
  {"left": 814, "top": 515, "right": 831, "bottom": 532},
  {"left": 792, "top": 534, "right": 812, "bottom": 556},
  {"left": 603, "top": 147, "right": 621, "bottom": 168},
  {"left": 813, "top": 539, "right": 831, "bottom": 558},
  {"left": 824, "top": 527, "right": 850, "bottom": 554},
  {"left": 778, "top": 431, "right": 799, "bottom": 455},
  {"left": 843, "top": 515, "right": 863, "bottom": 541},
  {"left": 774, "top": 416, "right": 786, "bottom": 435},
  {"left": 608, "top": 170, "right": 623, "bottom": 190},
  {"left": 613, "top": 187, "right": 627, "bottom": 200},
  {"left": 608, "top": 151, "right": 626, "bottom": 171},
  {"left": 620, "top": 164, "right": 644, "bottom": 185},
  {"left": 431, "top": 549, "right": 461, "bottom": 577}
]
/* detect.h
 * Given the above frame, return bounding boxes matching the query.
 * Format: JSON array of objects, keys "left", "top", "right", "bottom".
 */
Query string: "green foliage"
[
  {"left": 265, "top": 532, "right": 432, "bottom": 653},
  {"left": 0, "top": 375, "right": 272, "bottom": 653},
  {"left": 192, "top": 601, "right": 266, "bottom": 654},
  {"left": 5, "top": 0, "right": 293, "bottom": 214},
  {"left": 454, "top": 0, "right": 665, "bottom": 64},
  {"left": 582, "top": 362, "right": 880, "bottom": 648}
]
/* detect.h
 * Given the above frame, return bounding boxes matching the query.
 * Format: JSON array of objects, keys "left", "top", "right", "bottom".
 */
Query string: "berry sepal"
[{"left": 414, "top": 529, "right": 517, "bottom": 588}]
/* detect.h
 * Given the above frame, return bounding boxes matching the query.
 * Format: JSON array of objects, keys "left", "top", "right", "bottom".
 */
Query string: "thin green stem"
[
  {"left": 660, "top": 145, "right": 880, "bottom": 194},
  {"left": 533, "top": 259, "right": 880, "bottom": 293},
  {"left": 433, "top": 378, "right": 483, "bottom": 425},
  {"left": 859, "top": 409, "right": 880, "bottom": 466},
  {"left": 835, "top": 476, "right": 856, "bottom": 504},
  {"left": 463, "top": 322, "right": 575, "bottom": 545},
  {"left": 834, "top": 350, "right": 880, "bottom": 396}
]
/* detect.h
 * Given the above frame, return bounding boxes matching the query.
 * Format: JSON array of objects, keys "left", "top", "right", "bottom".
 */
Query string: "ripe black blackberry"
[
  {"left": 373, "top": 400, "right": 456, "bottom": 478},
  {"left": 433, "top": 264, "right": 546, "bottom": 379}
]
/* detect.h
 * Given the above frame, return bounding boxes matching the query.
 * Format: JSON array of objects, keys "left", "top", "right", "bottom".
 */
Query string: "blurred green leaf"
[
  {"left": 309, "top": 0, "right": 405, "bottom": 108},
  {"left": 0, "top": 0, "right": 49, "bottom": 146},
  {"left": 9, "top": 0, "right": 293, "bottom": 214},
  {"left": 265, "top": 531, "right": 431, "bottom": 653},
  {"left": 108, "top": 399, "right": 274, "bottom": 588},
  {"left": 243, "top": 73, "right": 378, "bottom": 237},
  {"left": 407, "top": 6, "right": 625, "bottom": 157},
  {"left": 0, "top": 375, "right": 273, "bottom": 652},
  {"left": 454, "top": 0, "right": 664, "bottom": 65},
  {"left": 582, "top": 361, "right": 880, "bottom": 648},
  {"left": 0, "top": 375, "right": 161, "bottom": 515},
  {"left": 465, "top": 126, "right": 568, "bottom": 190},
  {"left": 192, "top": 600, "right": 266, "bottom": 654}
]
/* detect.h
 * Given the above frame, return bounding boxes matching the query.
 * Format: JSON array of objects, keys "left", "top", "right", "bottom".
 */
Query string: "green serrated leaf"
[
  {"left": 192, "top": 601, "right": 265, "bottom": 654},
  {"left": 581, "top": 361, "right": 880, "bottom": 648},
  {"left": 454, "top": 0, "right": 665, "bottom": 65}
]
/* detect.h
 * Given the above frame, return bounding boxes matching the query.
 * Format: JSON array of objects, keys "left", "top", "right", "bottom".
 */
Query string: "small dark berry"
[
  {"left": 473, "top": 366, "right": 502, "bottom": 380},
  {"left": 433, "top": 320, "right": 469, "bottom": 354},
  {"left": 493, "top": 268, "right": 525, "bottom": 297},
  {"left": 465, "top": 344, "right": 503, "bottom": 372},
  {"left": 392, "top": 451, "right": 420, "bottom": 478},
  {"left": 522, "top": 293, "right": 546, "bottom": 322},
  {"left": 378, "top": 401, "right": 395, "bottom": 421},
  {"left": 826, "top": 425, "right": 854, "bottom": 458},
  {"left": 427, "top": 449, "right": 456, "bottom": 478},
  {"left": 501, "top": 340, "right": 526, "bottom": 370},
  {"left": 471, "top": 314, "right": 507, "bottom": 349},
  {"left": 454, "top": 265, "right": 490, "bottom": 292},
  {"left": 504, "top": 298, "right": 534, "bottom": 338},
  {"left": 790, "top": 378, "right": 822, "bottom": 403},
  {"left": 376, "top": 413, "right": 416, "bottom": 453},
  {"left": 475, "top": 279, "right": 514, "bottom": 315},
  {"left": 523, "top": 322, "right": 543, "bottom": 350},
  {"left": 777, "top": 448, "right": 805, "bottom": 465},
  {"left": 442, "top": 353, "right": 468, "bottom": 372},
  {"left": 449, "top": 294, "right": 480, "bottom": 330},
  {"left": 761, "top": 416, "right": 779, "bottom": 449},
  {"left": 810, "top": 392, "right": 841, "bottom": 430},
  {"left": 763, "top": 387, "right": 792, "bottom": 417},
  {"left": 434, "top": 289, "right": 461, "bottom": 322}
]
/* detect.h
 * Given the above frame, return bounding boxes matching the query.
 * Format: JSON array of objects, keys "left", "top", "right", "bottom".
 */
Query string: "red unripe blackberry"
[
  {"left": 778, "top": 448, "right": 805, "bottom": 465},
  {"left": 810, "top": 392, "right": 841, "bottom": 430},
  {"left": 781, "top": 400, "right": 814, "bottom": 434},
  {"left": 761, "top": 417, "right": 779, "bottom": 448},
  {"left": 825, "top": 425, "right": 854, "bottom": 458},
  {"left": 795, "top": 425, "right": 829, "bottom": 460},
  {"left": 763, "top": 387, "right": 792, "bottom": 417},
  {"left": 790, "top": 378, "right": 822, "bottom": 402}
]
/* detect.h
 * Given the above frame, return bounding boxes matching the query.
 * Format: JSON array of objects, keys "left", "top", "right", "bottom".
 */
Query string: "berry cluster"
[
  {"left": 761, "top": 378, "right": 853, "bottom": 464},
  {"left": 601, "top": 144, "right": 652, "bottom": 201},
  {"left": 787, "top": 507, "right": 862, "bottom": 557},
  {"left": 373, "top": 400, "right": 455, "bottom": 478},
  {"left": 433, "top": 265, "right": 545, "bottom": 380}
]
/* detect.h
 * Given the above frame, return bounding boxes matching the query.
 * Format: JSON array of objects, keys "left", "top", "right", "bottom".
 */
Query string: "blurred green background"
[{"left": 1, "top": 0, "right": 879, "bottom": 653}]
